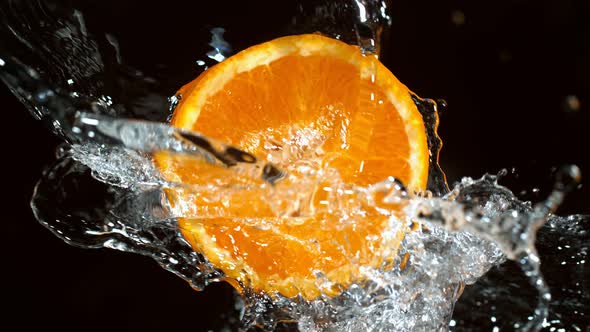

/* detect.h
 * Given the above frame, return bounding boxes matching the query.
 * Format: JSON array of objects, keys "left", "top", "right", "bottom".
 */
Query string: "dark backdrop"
[{"left": 2, "top": 0, "right": 589, "bottom": 331}]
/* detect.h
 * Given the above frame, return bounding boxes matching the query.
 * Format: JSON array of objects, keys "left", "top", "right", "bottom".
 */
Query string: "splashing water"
[{"left": 1, "top": 1, "right": 587, "bottom": 331}]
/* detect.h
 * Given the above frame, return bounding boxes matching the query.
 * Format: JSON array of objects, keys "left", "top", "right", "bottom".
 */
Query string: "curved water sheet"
[{"left": 1, "top": 0, "right": 588, "bottom": 331}]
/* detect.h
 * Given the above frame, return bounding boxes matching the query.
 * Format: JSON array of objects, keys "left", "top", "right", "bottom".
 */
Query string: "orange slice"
[{"left": 156, "top": 34, "right": 428, "bottom": 299}]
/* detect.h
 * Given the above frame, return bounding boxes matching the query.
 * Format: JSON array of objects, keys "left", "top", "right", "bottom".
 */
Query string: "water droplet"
[
  {"left": 555, "top": 164, "right": 581, "bottom": 193},
  {"left": 563, "top": 95, "right": 581, "bottom": 112},
  {"left": 451, "top": 10, "right": 466, "bottom": 26},
  {"left": 499, "top": 50, "right": 513, "bottom": 62},
  {"left": 206, "top": 27, "right": 232, "bottom": 63}
]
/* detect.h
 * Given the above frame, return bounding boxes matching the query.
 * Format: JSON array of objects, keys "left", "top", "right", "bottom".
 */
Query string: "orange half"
[{"left": 156, "top": 34, "right": 428, "bottom": 299}]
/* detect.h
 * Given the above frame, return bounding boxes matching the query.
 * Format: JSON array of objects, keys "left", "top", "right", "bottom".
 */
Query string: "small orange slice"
[{"left": 156, "top": 34, "right": 428, "bottom": 299}]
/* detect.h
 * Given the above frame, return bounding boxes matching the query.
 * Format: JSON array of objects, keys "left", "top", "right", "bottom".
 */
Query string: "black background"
[{"left": 2, "top": 0, "right": 589, "bottom": 331}]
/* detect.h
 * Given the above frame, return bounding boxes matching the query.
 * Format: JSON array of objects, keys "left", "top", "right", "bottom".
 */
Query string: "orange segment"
[{"left": 156, "top": 34, "right": 429, "bottom": 299}]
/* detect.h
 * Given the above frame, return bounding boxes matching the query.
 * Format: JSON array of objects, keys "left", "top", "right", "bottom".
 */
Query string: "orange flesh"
[
  {"left": 157, "top": 34, "right": 428, "bottom": 299},
  {"left": 177, "top": 54, "right": 411, "bottom": 187}
]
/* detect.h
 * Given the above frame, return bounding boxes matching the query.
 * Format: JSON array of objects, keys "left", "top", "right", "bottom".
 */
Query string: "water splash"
[
  {"left": 1, "top": 1, "right": 588, "bottom": 331},
  {"left": 411, "top": 167, "right": 582, "bottom": 331},
  {"left": 352, "top": 0, "right": 391, "bottom": 55},
  {"left": 206, "top": 27, "right": 232, "bottom": 63}
]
